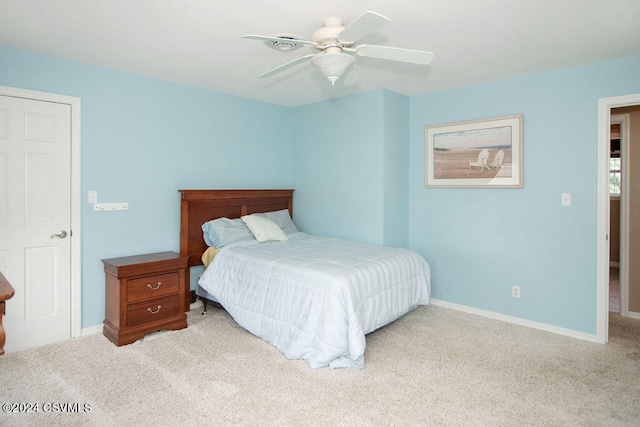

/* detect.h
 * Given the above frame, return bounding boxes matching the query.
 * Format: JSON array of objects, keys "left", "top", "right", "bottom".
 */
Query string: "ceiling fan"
[{"left": 242, "top": 11, "right": 434, "bottom": 86}]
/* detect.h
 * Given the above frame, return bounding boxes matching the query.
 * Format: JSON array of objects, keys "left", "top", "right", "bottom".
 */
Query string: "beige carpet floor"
[{"left": 0, "top": 305, "right": 639, "bottom": 426}]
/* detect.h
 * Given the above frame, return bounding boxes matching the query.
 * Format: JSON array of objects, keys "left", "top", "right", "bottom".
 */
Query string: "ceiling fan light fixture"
[{"left": 311, "top": 52, "right": 356, "bottom": 86}]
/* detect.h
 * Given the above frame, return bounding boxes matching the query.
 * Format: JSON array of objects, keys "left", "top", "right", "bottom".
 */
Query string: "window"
[
  {"left": 610, "top": 156, "right": 621, "bottom": 195},
  {"left": 610, "top": 126, "right": 621, "bottom": 196}
]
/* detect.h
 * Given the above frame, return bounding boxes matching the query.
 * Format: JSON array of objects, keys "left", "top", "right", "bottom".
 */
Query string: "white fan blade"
[
  {"left": 355, "top": 44, "right": 434, "bottom": 65},
  {"left": 242, "top": 34, "right": 316, "bottom": 46},
  {"left": 258, "top": 54, "right": 316, "bottom": 78},
  {"left": 337, "top": 11, "right": 390, "bottom": 43}
]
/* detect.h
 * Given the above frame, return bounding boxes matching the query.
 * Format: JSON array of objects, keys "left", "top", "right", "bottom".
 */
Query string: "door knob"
[{"left": 50, "top": 230, "right": 68, "bottom": 239}]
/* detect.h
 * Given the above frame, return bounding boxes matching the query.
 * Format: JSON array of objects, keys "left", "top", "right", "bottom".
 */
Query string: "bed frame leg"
[{"left": 202, "top": 298, "right": 208, "bottom": 315}]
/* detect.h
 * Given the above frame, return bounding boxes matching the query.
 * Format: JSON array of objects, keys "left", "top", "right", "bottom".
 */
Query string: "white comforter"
[{"left": 198, "top": 232, "right": 431, "bottom": 368}]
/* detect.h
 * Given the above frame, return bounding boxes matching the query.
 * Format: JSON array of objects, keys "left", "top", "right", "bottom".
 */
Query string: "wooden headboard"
[{"left": 178, "top": 189, "right": 294, "bottom": 310}]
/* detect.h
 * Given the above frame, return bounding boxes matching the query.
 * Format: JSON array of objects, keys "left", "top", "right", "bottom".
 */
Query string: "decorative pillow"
[
  {"left": 201, "top": 217, "right": 255, "bottom": 248},
  {"left": 241, "top": 214, "right": 288, "bottom": 242},
  {"left": 257, "top": 209, "right": 299, "bottom": 235}
]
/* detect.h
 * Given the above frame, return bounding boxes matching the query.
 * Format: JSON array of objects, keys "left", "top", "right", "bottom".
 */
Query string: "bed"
[{"left": 179, "top": 189, "right": 431, "bottom": 368}]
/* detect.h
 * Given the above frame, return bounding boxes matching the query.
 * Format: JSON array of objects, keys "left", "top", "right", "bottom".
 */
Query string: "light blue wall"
[
  {"left": 290, "top": 89, "right": 410, "bottom": 247},
  {"left": 3, "top": 43, "right": 640, "bottom": 336},
  {"left": 291, "top": 90, "right": 386, "bottom": 244},
  {"left": 382, "top": 91, "right": 410, "bottom": 247},
  {"left": 0, "top": 47, "right": 292, "bottom": 328},
  {"left": 409, "top": 56, "right": 640, "bottom": 334}
]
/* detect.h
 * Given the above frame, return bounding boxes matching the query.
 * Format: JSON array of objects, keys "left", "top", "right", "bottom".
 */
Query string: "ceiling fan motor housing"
[{"left": 311, "top": 18, "right": 348, "bottom": 48}]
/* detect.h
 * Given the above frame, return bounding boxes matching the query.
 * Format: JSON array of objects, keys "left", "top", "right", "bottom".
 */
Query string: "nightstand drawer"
[
  {"left": 127, "top": 272, "right": 179, "bottom": 303},
  {"left": 126, "top": 294, "right": 181, "bottom": 328}
]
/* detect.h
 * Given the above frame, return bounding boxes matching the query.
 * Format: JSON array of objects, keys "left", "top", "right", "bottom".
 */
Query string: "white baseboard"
[
  {"left": 81, "top": 324, "right": 102, "bottom": 336},
  {"left": 82, "top": 299, "right": 603, "bottom": 341},
  {"left": 429, "top": 299, "right": 598, "bottom": 343},
  {"left": 629, "top": 311, "right": 640, "bottom": 320}
]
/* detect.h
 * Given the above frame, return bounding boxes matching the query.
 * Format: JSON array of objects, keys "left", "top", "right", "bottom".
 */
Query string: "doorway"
[
  {"left": 597, "top": 93, "right": 640, "bottom": 344},
  {"left": 609, "top": 113, "right": 630, "bottom": 317},
  {"left": 0, "top": 85, "right": 81, "bottom": 353}
]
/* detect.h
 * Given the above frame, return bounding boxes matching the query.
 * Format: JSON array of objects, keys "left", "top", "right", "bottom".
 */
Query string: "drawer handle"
[
  {"left": 147, "top": 305, "right": 162, "bottom": 314},
  {"left": 147, "top": 281, "right": 162, "bottom": 290}
]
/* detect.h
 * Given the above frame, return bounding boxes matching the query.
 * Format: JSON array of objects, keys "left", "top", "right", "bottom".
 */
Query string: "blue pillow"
[
  {"left": 257, "top": 209, "right": 299, "bottom": 235},
  {"left": 202, "top": 217, "right": 255, "bottom": 248}
]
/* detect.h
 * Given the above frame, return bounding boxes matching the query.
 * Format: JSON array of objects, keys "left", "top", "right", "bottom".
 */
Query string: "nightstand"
[{"left": 102, "top": 251, "right": 188, "bottom": 346}]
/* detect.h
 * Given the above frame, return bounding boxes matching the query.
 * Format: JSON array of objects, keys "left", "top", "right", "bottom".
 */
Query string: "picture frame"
[{"left": 425, "top": 115, "right": 523, "bottom": 188}]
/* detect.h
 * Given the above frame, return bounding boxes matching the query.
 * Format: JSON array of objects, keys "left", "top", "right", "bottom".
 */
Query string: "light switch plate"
[
  {"left": 561, "top": 193, "right": 571, "bottom": 206},
  {"left": 88, "top": 190, "right": 98, "bottom": 204}
]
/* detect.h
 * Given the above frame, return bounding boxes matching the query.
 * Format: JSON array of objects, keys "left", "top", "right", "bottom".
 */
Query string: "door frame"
[
  {"left": 0, "top": 85, "right": 81, "bottom": 338},
  {"left": 597, "top": 92, "right": 640, "bottom": 344},
  {"left": 611, "top": 113, "right": 630, "bottom": 317}
]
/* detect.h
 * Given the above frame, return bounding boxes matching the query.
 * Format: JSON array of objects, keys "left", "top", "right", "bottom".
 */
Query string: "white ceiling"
[{"left": 1, "top": 0, "right": 640, "bottom": 107}]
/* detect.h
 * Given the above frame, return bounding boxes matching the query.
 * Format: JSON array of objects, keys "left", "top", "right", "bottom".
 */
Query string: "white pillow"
[{"left": 241, "top": 214, "right": 288, "bottom": 242}]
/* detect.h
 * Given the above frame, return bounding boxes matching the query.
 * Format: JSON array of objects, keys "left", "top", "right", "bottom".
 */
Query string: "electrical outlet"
[{"left": 512, "top": 285, "right": 521, "bottom": 298}]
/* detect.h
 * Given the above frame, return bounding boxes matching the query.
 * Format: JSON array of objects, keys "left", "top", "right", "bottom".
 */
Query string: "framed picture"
[{"left": 425, "top": 115, "right": 523, "bottom": 188}]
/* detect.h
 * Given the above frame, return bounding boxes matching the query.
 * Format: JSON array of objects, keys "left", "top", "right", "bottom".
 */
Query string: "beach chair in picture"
[
  {"left": 487, "top": 150, "right": 504, "bottom": 170},
  {"left": 468, "top": 149, "right": 489, "bottom": 171}
]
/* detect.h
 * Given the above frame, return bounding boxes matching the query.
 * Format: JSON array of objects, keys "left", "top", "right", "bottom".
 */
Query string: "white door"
[{"left": 0, "top": 94, "right": 72, "bottom": 353}]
